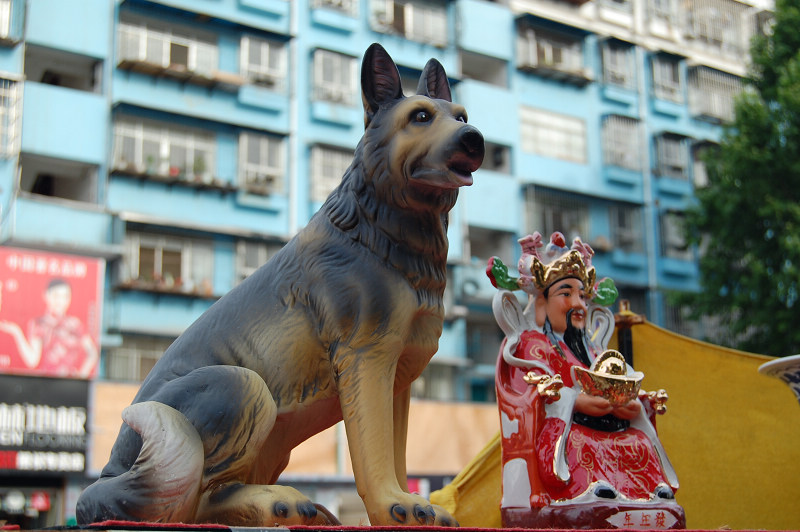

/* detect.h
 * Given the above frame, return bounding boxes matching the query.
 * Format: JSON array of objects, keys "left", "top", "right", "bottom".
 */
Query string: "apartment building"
[{"left": 0, "top": 0, "right": 770, "bottom": 525}]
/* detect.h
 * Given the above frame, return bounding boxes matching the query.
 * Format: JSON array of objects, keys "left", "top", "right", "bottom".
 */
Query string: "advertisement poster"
[
  {"left": 0, "top": 374, "right": 89, "bottom": 475},
  {"left": 0, "top": 247, "right": 104, "bottom": 379}
]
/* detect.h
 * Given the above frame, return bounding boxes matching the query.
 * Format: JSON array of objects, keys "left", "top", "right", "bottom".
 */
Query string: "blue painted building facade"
[{"left": 0, "top": 0, "right": 770, "bottom": 400}]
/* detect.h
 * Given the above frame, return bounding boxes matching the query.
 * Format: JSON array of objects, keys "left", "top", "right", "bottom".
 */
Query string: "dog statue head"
[{"left": 358, "top": 43, "right": 485, "bottom": 214}]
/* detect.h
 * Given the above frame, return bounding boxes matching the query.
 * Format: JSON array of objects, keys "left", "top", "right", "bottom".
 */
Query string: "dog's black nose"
[{"left": 459, "top": 125, "right": 485, "bottom": 159}]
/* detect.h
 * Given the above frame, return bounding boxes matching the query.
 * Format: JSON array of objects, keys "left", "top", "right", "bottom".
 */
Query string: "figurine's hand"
[
  {"left": 575, "top": 393, "right": 613, "bottom": 417},
  {"left": 612, "top": 399, "right": 642, "bottom": 420}
]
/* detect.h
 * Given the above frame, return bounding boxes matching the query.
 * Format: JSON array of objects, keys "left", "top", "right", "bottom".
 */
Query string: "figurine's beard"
[{"left": 564, "top": 309, "right": 592, "bottom": 368}]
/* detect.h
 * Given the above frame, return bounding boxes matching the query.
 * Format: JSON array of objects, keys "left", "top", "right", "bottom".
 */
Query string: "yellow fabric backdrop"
[{"left": 431, "top": 322, "right": 800, "bottom": 530}]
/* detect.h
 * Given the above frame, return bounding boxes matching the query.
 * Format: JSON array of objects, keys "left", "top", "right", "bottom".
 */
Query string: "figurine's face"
[{"left": 543, "top": 277, "right": 587, "bottom": 334}]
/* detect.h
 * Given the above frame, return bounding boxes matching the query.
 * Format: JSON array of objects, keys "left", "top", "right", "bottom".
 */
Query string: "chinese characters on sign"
[
  {"left": 0, "top": 375, "right": 89, "bottom": 475},
  {"left": 0, "top": 247, "right": 104, "bottom": 379}
]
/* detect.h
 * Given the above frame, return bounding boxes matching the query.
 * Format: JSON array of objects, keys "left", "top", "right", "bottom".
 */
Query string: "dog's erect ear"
[
  {"left": 416, "top": 58, "right": 451, "bottom": 102},
  {"left": 361, "top": 43, "right": 404, "bottom": 128}
]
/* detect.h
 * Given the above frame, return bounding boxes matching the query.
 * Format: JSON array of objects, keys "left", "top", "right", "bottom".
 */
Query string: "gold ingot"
[{"left": 573, "top": 350, "right": 643, "bottom": 406}]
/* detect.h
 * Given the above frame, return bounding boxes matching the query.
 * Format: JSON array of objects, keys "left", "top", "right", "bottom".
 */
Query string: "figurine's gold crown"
[{"left": 530, "top": 249, "right": 596, "bottom": 297}]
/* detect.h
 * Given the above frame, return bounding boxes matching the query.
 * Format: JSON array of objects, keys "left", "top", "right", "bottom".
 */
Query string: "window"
[
  {"left": 602, "top": 115, "right": 641, "bottom": 171},
  {"left": 240, "top": 36, "right": 285, "bottom": 88},
  {"left": 117, "top": 18, "right": 218, "bottom": 76},
  {"left": 610, "top": 203, "right": 644, "bottom": 253},
  {"left": 235, "top": 240, "right": 284, "bottom": 283},
  {"left": 684, "top": 0, "right": 746, "bottom": 55},
  {"left": 526, "top": 187, "right": 590, "bottom": 244},
  {"left": 467, "top": 316, "right": 504, "bottom": 367},
  {"left": 124, "top": 230, "right": 215, "bottom": 295},
  {"left": 0, "top": 77, "right": 19, "bottom": 158},
  {"left": 107, "top": 336, "right": 174, "bottom": 382},
  {"left": 482, "top": 142, "right": 511, "bottom": 174},
  {"left": 371, "top": 0, "right": 448, "bottom": 47},
  {"left": 602, "top": 40, "right": 635, "bottom": 89},
  {"left": 113, "top": 118, "right": 215, "bottom": 182},
  {"left": 520, "top": 106, "right": 586, "bottom": 163},
  {"left": 411, "top": 363, "right": 456, "bottom": 401},
  {"left": 310, "top": 145, "right": 353, "bottom": 203},
  {"left": 652, "top": 55, "right": 682, "bottom": 103},
  {"left": 651, "top": 0, "right": 677, "bottom": 23},
  {"left": 660, "top": 211, "right": 691, "bottom": 260},
  {"left": 313, "top": 0, "right": 358, "bottom": 16},
  {"left": 688, "top": 66, "right": 741, "bottom": 123},
  {"left": 0, "top": 0, "right": 12, "bottom": 40},
  {"left": 239, "top": 132, "right": 284, "bottom": 195},
  {"left": 312, "top": 49, "right": 357, "bottom": 105},
  {"left": 655, "top": 134, "right": 689, "bottom": 179},
  {"left": 518, "top": 26, "right": 584, "bottom": 75}
]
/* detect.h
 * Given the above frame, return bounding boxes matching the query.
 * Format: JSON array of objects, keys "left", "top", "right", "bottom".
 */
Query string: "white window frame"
[
  {"left": 240, "top": 36, "right": 285, "bottom": 89},
  {"left": 652, "top": 55, "right": 682, "bottom": 103},
  {"left": 603, "top": 115, "right": 641, "bottom": 171},
  {"left": 310, "top": 145, "right": 353, "bottom": 203},
  {"left": 113, "top": 118, "right": 216, "bottom": 181},
  {"left": 239, "top": 132, "right": 284, "bottom": 195},
  {"left": 660, "top": 212, "right": 692, "bottom": 260},
  {"left": 235, "top": 240, "right": 284, "bottom": 283},
  {"left": 117, "top": 19, "right": 218, "bottom": 76},
  {"left": 518, "top": 27, "right": 583, "bottom": 74},
  {"left": 602, "top": 41, "right": 635, "bottom": 89},
  {"left": 124, "top": 230, "right": 215, "bottom": 294},
  {"left": 0, "top": 77, "right": 19, "bottom": 158},
  {"left": 610, "top": 203, "right": 644, "bottom": 253},
  {"left": 371, "top": 0, "right": 448, "bottom": 47},
  {"left": 655, "top": 134, "right": 689, "bottom": 179},
  {"left": 312, "top": 49, "right": 357, "bottom": 105},
  {"left": 520, "top": 106, "right": 586, "bottom": 164},
  {"left": 0, "top": 0, "right": 11, "bottom": 39}
]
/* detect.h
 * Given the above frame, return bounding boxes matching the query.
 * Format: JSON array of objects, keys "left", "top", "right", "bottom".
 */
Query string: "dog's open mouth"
[{"left": 446, "top": 152, "right": 482, "bottom": 187}]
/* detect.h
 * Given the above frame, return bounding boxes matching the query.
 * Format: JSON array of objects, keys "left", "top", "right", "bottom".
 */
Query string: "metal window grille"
[
  {"left": 310, "top": 145, "right": 353, "bottom": 202},
  {"left": 518, "top": 27, "right": 583, "bottom": 73},
  {"left": 313, "top": 49, "right": 357, "bottom": 104},
  {"left": 652, "top": 56, "right": 682, "bottom": 103},
  {"left": 371, "top": 0, "right": 447, "bottom": 47},
  {"left": 655, "top": 134, "right": 689, "bottom": 179},
  {"left": 603, "top": 115, "right": 641, "bottom": 171},
  {"left": 240, "top": 132, "right": 284, "bottom": 194},
  {"left": 0, "top": 0, "right": 11, "bottom": 39},
  {"left": 113, "top": 118, "right": 216, "bottom": 181},
  {"left": 610, "top": 203, "right": 644, "bottom": 253},
  {"left": 683, "top": 0, "right": 747, "bottom": 55},
  {"left": 117, "top": 20, "right": 218, "bottom": 76},
  {"left": 688, "top": 67, "right": 741, "bottom": 123},
  {"left": 240, "top": 36, "right": 285, "bottom": 88},
  {"left": 107, "top": 336, "right": 174, "bottom": 382},
  {"left": 0, "top": 78, "right": 19, "bottom": 158},
  {"left": 520, "top": 106, "right": 586, "bottom": 163},
  {"left": 313, "top": 0, "right": 358, "bottom": 15},
  {"left": 602, "top": 42, "right": 634, "bottom": 89},
  {"left": 660, "top": 212, "right": 692, "bottom": 260},
  {"left": 124, "top": 230, "right": 214, "bottom": 293},
  {"left": 525, "top": 187, "right": 590, "bottom": 244}
]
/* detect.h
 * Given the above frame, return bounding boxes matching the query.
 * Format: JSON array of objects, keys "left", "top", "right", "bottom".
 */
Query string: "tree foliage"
[{"left": 681, "top": 0, "right": 800, "bottom": 356}]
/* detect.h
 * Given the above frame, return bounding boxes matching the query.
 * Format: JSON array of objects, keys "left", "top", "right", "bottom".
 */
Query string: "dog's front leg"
[
  {"left": 393, "top": 386, "right": 411, "bottom": 492},
  {"left": 336, "top": 346, "right": 448, "bottom": 526}
]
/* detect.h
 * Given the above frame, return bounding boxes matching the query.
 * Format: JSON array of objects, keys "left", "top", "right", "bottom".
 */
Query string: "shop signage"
[
  {"left": 0, "top": 246, "right": 104, "bottom": 379},
  {"left": 0, "top": 375, "right": 88, "bottom": 475}
]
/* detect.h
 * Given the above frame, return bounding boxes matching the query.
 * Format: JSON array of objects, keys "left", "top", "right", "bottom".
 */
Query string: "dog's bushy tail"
[{"left": 77, "top": 401, "right": 204, "bottom": 524}]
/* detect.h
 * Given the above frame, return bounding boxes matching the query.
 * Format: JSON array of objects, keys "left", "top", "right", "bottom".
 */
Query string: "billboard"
[
  {"left": 0, "top": 374, "right": 89, "bottom": 475},
  {"left": 0, "top": 247, "right": 104, "bottom": 379}
]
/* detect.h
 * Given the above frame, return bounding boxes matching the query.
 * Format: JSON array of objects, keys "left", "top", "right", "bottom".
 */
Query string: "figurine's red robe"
[{"left": 499, "top": 328, "right": 672, "bottom": 506}]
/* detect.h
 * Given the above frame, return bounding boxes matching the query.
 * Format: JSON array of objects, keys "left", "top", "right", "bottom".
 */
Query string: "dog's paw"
[
  {"left": 372, "top": 493, "right": 459, "bottom": 527},
  {"left": 197, "top": 484, "right": 341, "bottom": 526}
]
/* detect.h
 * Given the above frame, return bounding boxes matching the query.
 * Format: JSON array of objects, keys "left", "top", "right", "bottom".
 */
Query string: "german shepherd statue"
[{"left": 77, "top": 43, "right": 484, "bottom": 527}]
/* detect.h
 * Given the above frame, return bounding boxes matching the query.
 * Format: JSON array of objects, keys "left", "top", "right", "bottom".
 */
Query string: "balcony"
[{"left": 21, "top": 82, "right": 108, "bottom": 164}]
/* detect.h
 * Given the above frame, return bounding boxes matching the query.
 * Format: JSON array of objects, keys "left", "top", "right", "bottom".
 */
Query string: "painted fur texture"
[{"left": 77, "top": 43, "right": 484, "bottom": 527}]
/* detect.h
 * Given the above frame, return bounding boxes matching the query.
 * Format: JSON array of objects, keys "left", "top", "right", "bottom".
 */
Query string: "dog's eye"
[
  {"left": 456, "top": 114, "right": 467, "bottom": 123},
  {"left": 413, "top": 110, "right": 431, "bottom": 123}
]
